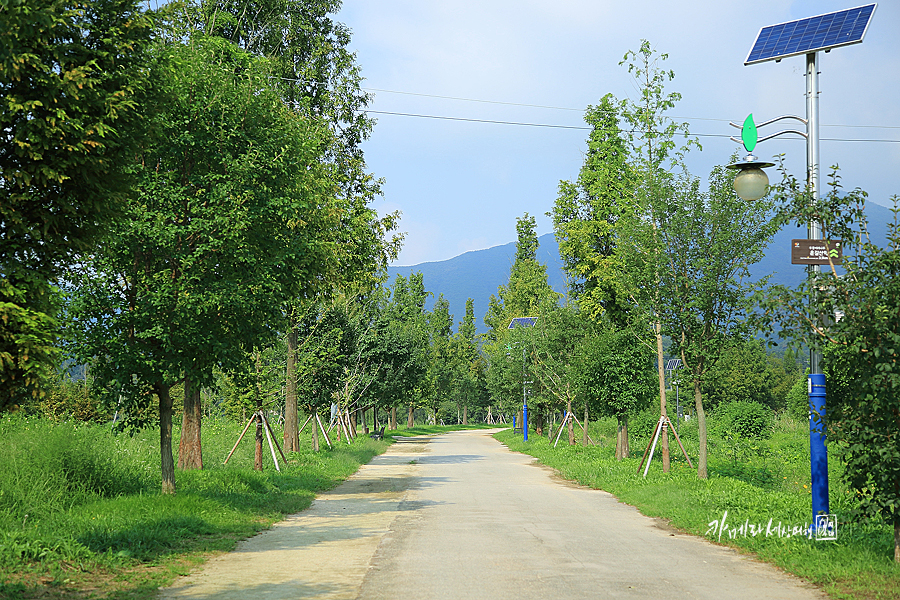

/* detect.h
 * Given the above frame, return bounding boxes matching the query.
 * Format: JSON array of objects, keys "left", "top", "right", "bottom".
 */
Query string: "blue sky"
[{"left": 335, "top": 1, "right": 900, "bottom": 267}]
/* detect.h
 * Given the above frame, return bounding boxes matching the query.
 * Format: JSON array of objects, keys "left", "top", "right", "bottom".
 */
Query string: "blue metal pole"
[
  {"left": 809, "top": 373, "right": 829, "bottom": 519},
  {"left": 523, "top": 403, "right": 528, "bottom": 441}
]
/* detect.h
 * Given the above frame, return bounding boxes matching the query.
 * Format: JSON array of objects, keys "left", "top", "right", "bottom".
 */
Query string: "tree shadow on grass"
[{"left": 77, "top": 514, "right": 220, "bottom": 561}]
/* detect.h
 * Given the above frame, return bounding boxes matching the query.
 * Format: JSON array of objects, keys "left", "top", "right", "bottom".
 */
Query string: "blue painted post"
[
  {"left": 523, "top": 403, "right": 528, "bottom": 441},
  {"left": 513, "top": 415, "right": 516, "bottom": 430},
  {"left": 809, "top": 373, "right": 829, "bottom": 519}
]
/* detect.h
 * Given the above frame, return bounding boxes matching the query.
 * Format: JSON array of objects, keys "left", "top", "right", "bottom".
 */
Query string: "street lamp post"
[
  {"left": 509, "top": 317, "right": 537, "bottom": 441},
  {"left": 734, "top": 4, "right": 875, "bottom": 530}
]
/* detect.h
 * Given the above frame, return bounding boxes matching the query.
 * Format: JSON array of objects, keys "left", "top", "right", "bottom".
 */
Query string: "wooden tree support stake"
[
  {"left": 343, "top": 409, "right": 355, "bottom": 439},
  {"left": 224, "top": 413, "right": 257, "bottom": 465},
  {"left": 553, "top": 411, "right": 597, "bottom": 447},
  {"left": 261, "top": 412, "right": 281, "bottom": 472},
  {"left": 637, "top": 416, "right": 693, "bottom": 476},
  {"left": 298, "top": 413, "right": 313, "bottom": 435},
  {"left": 315, "top": 413, "right": 332, "bottom": 449},
  {"left": 338, "top": 409, "right": 352, "bottom": 443},
  {"left": 260, "top": 411, "right": 288, "bottom": 465},
  {"left": 225, "top": 410, "right": 289, "bottom": 469}
]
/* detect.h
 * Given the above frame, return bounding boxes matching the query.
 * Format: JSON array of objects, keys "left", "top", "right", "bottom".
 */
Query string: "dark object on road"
[{"left": 369, "top": 426, "right": 385, "bottom": 440}]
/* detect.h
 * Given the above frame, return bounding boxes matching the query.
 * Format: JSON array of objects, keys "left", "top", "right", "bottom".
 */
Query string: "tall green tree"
[
  {"left": 216, "top": 0, "right": 408, "bottom": 450},
  {"left": 575, "top": 326, "right": 655, "bottom": 459},
  {"left": 485, "top": 213, "right": 559, "bottom": 337},
  {"left": 552, "top": 94, "right": 635, "bottom": 325},
  {"left": 364, "top": 274, "right": 428, "bottom": 430},
  {"left": 425, "top": 294, "right": 454, "bottom": 425},
  {"left": 616, "top": 40, "right": 697, "bottom": 473},
  {"left": 294, "top": 302, "right": 355, "bottom": 451},
  {"left": 0, "top": 0, "right": 153, "bottom": 408},
  {"left": 528, "top": 303, "right": 590, "bottom": 445},
  {"left": 69, "top": 38, "right": 336, "bottom": 493},
  {"left": 485, "top": 214, "right": 559, "bottom": 424},
  {"left": 452, "top": 298, "right": 484, "bottom": 425},
  {"left": 657, "top": 164, "right": 777, "bottom": 478}
]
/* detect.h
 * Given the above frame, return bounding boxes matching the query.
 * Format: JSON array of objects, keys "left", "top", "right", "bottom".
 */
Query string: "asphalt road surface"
[{"left": 160, "top": 429, "right": 825, "bottom": 600}]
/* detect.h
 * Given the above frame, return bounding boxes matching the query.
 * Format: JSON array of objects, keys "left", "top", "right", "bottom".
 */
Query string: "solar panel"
[
  {"left": 745, "top": 4, "right": 876, "bottom": 65},
  {"left": 665, "top": 359, "right": 683, "bottom": 371},
  {"left": 508, "top": 317, "right": 537, "bottom": 329}
]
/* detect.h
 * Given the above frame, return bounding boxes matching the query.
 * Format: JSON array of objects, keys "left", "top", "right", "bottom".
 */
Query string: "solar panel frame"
[
  {"left": 745, "top": 3, "right": 876, "bottom": 65},
  {"left": 508, "top": 317, "right": 537, "bottom": 329}
]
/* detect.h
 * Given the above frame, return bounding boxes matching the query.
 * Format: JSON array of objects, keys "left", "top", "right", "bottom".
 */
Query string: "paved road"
[{"left": 160, "top": 429, "right": 825, "bottom": 600}]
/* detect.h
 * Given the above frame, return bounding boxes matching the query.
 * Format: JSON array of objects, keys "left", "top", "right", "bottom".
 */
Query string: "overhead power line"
[
  {"left": 359, "top": 86, "right": 900, "bottom": 131},
  {"left": 275, "top": 76, "right": 900, "bottom": 132},
  {"left": 363, "top": 110, "right": 900, "bottom": 143}
]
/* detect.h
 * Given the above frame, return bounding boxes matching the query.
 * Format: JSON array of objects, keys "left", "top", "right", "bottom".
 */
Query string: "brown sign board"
[{"left": 791, "top": 239, "right": 843, "bottom": 265}]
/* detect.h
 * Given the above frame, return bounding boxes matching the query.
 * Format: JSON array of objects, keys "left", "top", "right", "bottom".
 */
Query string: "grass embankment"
[
  {"left": 0, "top": 414, "right": 390, "bottom": 599},
  {"left": 495, "top": 416, "right": 900, "bottom": 600}
]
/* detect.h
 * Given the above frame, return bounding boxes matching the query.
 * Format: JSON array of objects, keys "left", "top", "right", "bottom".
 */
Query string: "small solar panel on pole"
[{"left": 742, "top": 3, "right": 876, "bottom": 530}]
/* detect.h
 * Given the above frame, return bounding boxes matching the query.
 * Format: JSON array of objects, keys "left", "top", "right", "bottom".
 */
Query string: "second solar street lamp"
[{"left": 509, "top": 317, "right": 537, "bottom": 440}]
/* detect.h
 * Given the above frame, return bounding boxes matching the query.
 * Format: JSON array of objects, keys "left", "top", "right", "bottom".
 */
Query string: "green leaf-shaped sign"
[{"left": 741, "top": 114, "right": 758, "bottom": 153}]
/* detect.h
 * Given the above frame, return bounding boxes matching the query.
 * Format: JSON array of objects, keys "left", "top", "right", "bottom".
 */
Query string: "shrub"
[
  {"left": 628, "top": 407, "right": 662, "bottom": 443},
  {"left": 718, "top": 401, "right": 772, "bottom": 439},
  {"left": 785, "top": 374, "right": 809, "bottom": 421}
]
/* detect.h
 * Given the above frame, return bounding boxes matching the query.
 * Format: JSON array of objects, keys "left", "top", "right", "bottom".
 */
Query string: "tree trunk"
[
  {"left": 894, "top": 520, "right": 899, "bottom": 563},
  {"left": 567, "top": 397, "right": 575, "bottom": 445},
  {"left": 655, "top": 325, "right": 670, "bottom": 472},
  {"left": 351, "top": 408, "right": 358, "bottom": 436},
  {"left": 157, "top": 384, "right": 176, "bottom": 494},
  {"left": 616, "top": 414, "right": 629, "bottom": 460},
  {"left": 177, "top": 377, "right": 203, "bottom": 470},
  {"left": 582, "top": 402, "right": 589, "bottom": 447},
  {"left": 391, "top": 406, "right": 397, "bottom": 430},
  {"left": 312, "top": 407, "right": 320, "bottom": 452},
  {"left": 284, "top": 324, "right": 299, "bottom": 452},
  {"left": 463, "top": 405, "right": 468, "bottom": 425},
  {"left": 407, "top": 404, "right": 414, "bottom": 428},
  {"left": 695, "top": 379, "right": 708, "bottom": 479}
]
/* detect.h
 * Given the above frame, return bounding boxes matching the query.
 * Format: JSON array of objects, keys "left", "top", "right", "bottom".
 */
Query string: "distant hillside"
[
  {"left": 388, "top": 234, "right": 565, "bottom": 334},
  {"left": 388, "top": 203, "right": 893, "bottom": 333}
]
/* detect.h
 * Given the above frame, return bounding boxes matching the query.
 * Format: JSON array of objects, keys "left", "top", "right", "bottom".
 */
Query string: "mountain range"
[{"left": 388, "top": 203, "right": 894, "bottom": 333}]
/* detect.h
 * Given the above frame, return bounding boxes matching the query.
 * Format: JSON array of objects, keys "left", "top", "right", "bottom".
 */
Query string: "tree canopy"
[{"left": 0, "top": 0, "right": 154, "bottom": 408}]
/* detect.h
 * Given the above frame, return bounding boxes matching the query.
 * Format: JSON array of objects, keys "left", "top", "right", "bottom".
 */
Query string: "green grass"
[
  {"left": 495, "top": 415, "right": 900, "bottom": 600},
  {"left": 0, "top": 413, "right": 390, "bottom": 599}
]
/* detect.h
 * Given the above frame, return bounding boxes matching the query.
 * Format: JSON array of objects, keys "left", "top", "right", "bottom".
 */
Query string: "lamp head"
[{"left": 726, "top": 153, "right": 774, "bottom": 201}]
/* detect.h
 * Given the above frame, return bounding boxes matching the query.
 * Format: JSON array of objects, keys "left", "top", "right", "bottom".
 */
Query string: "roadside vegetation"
[
  {"left": 0, "top": 414, "right": 389, "bottom": 599},
  {"left": 497, "top": 412, "right": 900, "bottom": 600}
]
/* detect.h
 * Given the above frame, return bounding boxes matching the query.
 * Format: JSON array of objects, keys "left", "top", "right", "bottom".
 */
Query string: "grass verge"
[
  {"left": 495, "top": 419, "right": 900, "bottom": 600},
  {"left": 0, "top": 414, "right": 390, "bottom": 599}
]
